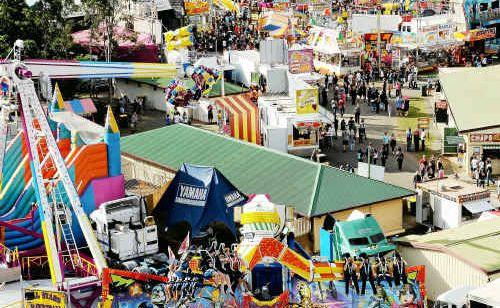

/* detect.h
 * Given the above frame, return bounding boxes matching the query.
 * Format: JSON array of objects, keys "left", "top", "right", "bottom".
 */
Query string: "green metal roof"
[
  {"left": 131, "top": 78, "right": 248, "bottom": 98},
  {"left": 439, "top": 66, "right": 500, "bottom": 133},
  {"left": 397, "top": 217, "right": 500, "bottom": 274},
  {"left": 121, "top": 124, "right": 414, "bottom": 217}
]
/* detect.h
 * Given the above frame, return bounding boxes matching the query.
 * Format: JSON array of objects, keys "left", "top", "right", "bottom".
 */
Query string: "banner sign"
[
  {"left": 470, "top": 133, "right": 500, "bottom": 143},
  {"left": 175, "top": 183, "right": 209, "bottom": 206},
  {"left": 288, "top": 49, "right": 314, "bottom": 74},
  {"left": 295, "top": 88, "right": 318, "bottom": 114},
  {"left": 24, "top": 288, "right": 66, "bottom": 308},
  {"left": 184, "top": 0, "right": 209, "bottom": 15},
  {"left": 468, "top": 28, "right": 496, "bottom": 41}
]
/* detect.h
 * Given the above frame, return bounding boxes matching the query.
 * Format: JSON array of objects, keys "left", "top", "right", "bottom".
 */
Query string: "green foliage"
[{"left": 0, "top": 0, "right": 75, "bottom": 59}]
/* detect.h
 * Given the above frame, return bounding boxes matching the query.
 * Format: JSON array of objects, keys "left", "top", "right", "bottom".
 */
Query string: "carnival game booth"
[
  {"left": 307, "top": 26, "right": 362, "bottom": 76},
  {"left": 212, "top": 93, "right": 261, "bottom": 144},
  {"left": 392, "top": 15, "right": 463, "bottom": 70},
  {"left": 153, "top": 163, "right": 247, "bottom": 247},
  {"left": 416, "top": 177, "right": 494, "bottom": 230}
]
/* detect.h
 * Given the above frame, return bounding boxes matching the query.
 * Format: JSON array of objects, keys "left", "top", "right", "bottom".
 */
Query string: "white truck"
[
  {"left": 90, "top": 196, "right": 158, "bottom": 261},
  {"left": 435, "top": 279, "right": 500, "bottom": 308}
]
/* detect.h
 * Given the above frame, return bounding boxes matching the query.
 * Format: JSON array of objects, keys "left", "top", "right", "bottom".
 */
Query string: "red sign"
[
  {"left": 470, "top": 133, "right": 500, "bottom": 143},
  {"left": 468, "top": 28, "right": 496, "bottom": 42}
]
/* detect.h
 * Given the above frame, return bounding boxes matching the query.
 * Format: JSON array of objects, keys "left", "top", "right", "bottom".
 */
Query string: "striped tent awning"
[
  {"left": 64, "top": 98, "right": 97, "bottom": 115},
  {"left": 214, "top": 94, "right": 261, "bottom": 144}
]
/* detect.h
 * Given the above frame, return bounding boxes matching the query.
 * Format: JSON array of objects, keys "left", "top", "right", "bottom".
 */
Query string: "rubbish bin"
[{"left": 421, "top": 85, "right": 427, "bottom": 96}]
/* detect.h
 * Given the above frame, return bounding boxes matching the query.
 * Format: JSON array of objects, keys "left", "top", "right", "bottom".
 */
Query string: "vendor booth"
[
  {"left": 259, "top": 73, "right": 330, "bottom": 156},
  {"left": 212, "top": 94, "right": 261, "bottom": 144},
  {"left": 307, "top": 26, "right": 362, "bottom": 75},
  {"left": 416, "top": 178, "right": 494, "bottom": 229}
]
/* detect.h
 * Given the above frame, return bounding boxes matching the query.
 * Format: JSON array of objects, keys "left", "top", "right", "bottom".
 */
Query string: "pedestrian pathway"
[{"left": 321, "top": 86, "right": 443, "bottom": 189}]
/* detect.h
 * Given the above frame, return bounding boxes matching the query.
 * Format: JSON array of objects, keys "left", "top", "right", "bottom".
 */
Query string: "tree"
[{"left": 0, "top": 0, "right": 74, "bottom": 59}]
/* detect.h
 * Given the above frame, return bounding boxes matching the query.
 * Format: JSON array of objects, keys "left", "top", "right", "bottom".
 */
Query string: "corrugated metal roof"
[
  {"left": 397, "top": 217, "right": 500, "bottom": 274},
  {"left": 121, "top": 124, "right": 414, "bottom": 216},
  {"left": 439, "top": 66, "right": 500, "bottom": 133}
]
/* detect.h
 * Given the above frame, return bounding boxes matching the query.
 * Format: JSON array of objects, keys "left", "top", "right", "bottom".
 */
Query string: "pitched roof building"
[
  {"left": 397, "top": 217, "right": 500, "bottom": 300},
  {"left": 121, "top": 124, "right": 415, "bottom": 251}
]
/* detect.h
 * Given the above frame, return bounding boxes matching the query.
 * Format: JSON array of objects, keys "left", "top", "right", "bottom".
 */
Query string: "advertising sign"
[
  {"left": 184, "top": 0, "right": 209, "bottom": 15},
  {"left": 24, "top": 288, "right": 66, "bottom": 308},
  {"left": 468, "top": 28, "right": 496, "bottom": 41},
  {"left": 175, "top": 183, "right": 209, "bottom": 206},
  {"left": 288, "top": 49, "right": 314, "bottom": 74},
  {"left": 470, "top": 133, "right": 500, "bottom": 143},
  {"left": 295, "top": 88, "right": 319, "bottom": 114}
]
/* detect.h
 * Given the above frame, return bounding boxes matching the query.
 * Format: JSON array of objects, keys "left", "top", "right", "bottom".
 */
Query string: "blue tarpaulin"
[{"left": 154, "top": 163, "right": 247, "bottom": 236}]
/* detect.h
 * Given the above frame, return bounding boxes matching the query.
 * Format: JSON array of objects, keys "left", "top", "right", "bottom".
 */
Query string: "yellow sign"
[
  {"left": 24, "top": 288, "right": 66, "bottom": 308},
  {"left": 296, "top": 88, "right": 319, "bottom": 114}
]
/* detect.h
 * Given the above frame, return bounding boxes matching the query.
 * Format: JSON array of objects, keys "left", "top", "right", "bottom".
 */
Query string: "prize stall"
[{"left": 307, "top": 26, "right": 362, "bottom": 76}]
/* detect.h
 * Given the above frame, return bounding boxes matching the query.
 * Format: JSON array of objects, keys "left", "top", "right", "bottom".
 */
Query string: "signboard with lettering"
[
  {"left": 24, "top": 288, "right": 66, "bottom": 308},
  {"left": 175, "top": 183, "right": 209, "bottom": 206},
  {"left": 288, "top": 49, "right": 314, "bottom": 74},
  {"left": 468, "top": 28, "right": 496, "bottom": 42},
  {"left": 470, "top": 133, "right": 500, "bottom": 143},
  {"left": 295, "top": 88, "right": 319, "bottom": 114}
]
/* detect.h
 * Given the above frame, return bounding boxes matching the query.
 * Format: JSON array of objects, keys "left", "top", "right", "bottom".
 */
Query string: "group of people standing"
[
  {"left": 343, "top": 252, "right": 411, "bottom": 297},
  {"left": 471, "top": 155, "right": 495, "bottom": 188},
  {"left": 413, "top": 154, "right": 446, "bottom": 187},
  {"left": 405, "top": 127, "right": 428, "bottom": 152}
]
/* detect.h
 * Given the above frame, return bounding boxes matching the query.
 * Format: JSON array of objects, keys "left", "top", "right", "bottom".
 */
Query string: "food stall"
[
  {"left": 416, "top": 178, "right": 494, "bottom": 230},
  {"left": 307, "top": 26, "right": 362, "bottom": 75}
]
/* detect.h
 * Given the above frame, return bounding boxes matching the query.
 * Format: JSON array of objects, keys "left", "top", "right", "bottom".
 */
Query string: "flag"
[
  {"left": 168, "top": 246, "right": 176, "bottom": 263},
  {"left": 52, "top": 83, "right": 65, "bottom": 110},
  {"left": 178, "top": 231, "right": 190, "bottom": 255}
]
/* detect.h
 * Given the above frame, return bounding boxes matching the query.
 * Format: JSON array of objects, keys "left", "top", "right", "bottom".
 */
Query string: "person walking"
[
  {"left": 413, "top": 129, "right": 420, "bottom": 152},
  {"left": 372, "top": 147, "right": 379, "bottom": 165},
  {"left": 333, "top": 117, "right": 339, "bottom": 138},
  {"left": 354, "top": 103, "right": 361, "bottom": 124},
  {"left": 390, "top": 133, "right": 397, "bottom": 154},
  {"left": 406, "top": 128, "right": 412, "bottom": 151},
  {"left": 207, "top": 105, "right": 214, "bottom": 123},
  {"left": 395, "top": 147, "right": 405, "bottom": 171},
  {"left": 358, "top": 119, "right": 366, "bottom": 143},
  {"left": 331, "top": 99, "right": 338, "bottom": 116},
  {"left": 486, "top": 159, "right": 495, "bottom": 186},
  {"left": 420, "top": 128, "right": 426, "bottom": 152},
  {"left": 349, "top": 129, "right": 356, "bottom": 152},
  {"left": 339, "top": 97, "right": 345, "bottom": 117},
  {"left": 342, "top": 129, "right": 349, "bottom": 152},
  {"left": 382, "top": 132, "right": 390, "bottom": 154},
  {"left": 413, "top": 171, "right": 422, "bottom": 188}
]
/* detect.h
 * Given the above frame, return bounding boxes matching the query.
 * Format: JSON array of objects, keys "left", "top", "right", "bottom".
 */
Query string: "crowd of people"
[{"left": 194, "top": 11, "right": 260, "bottom": 53}]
